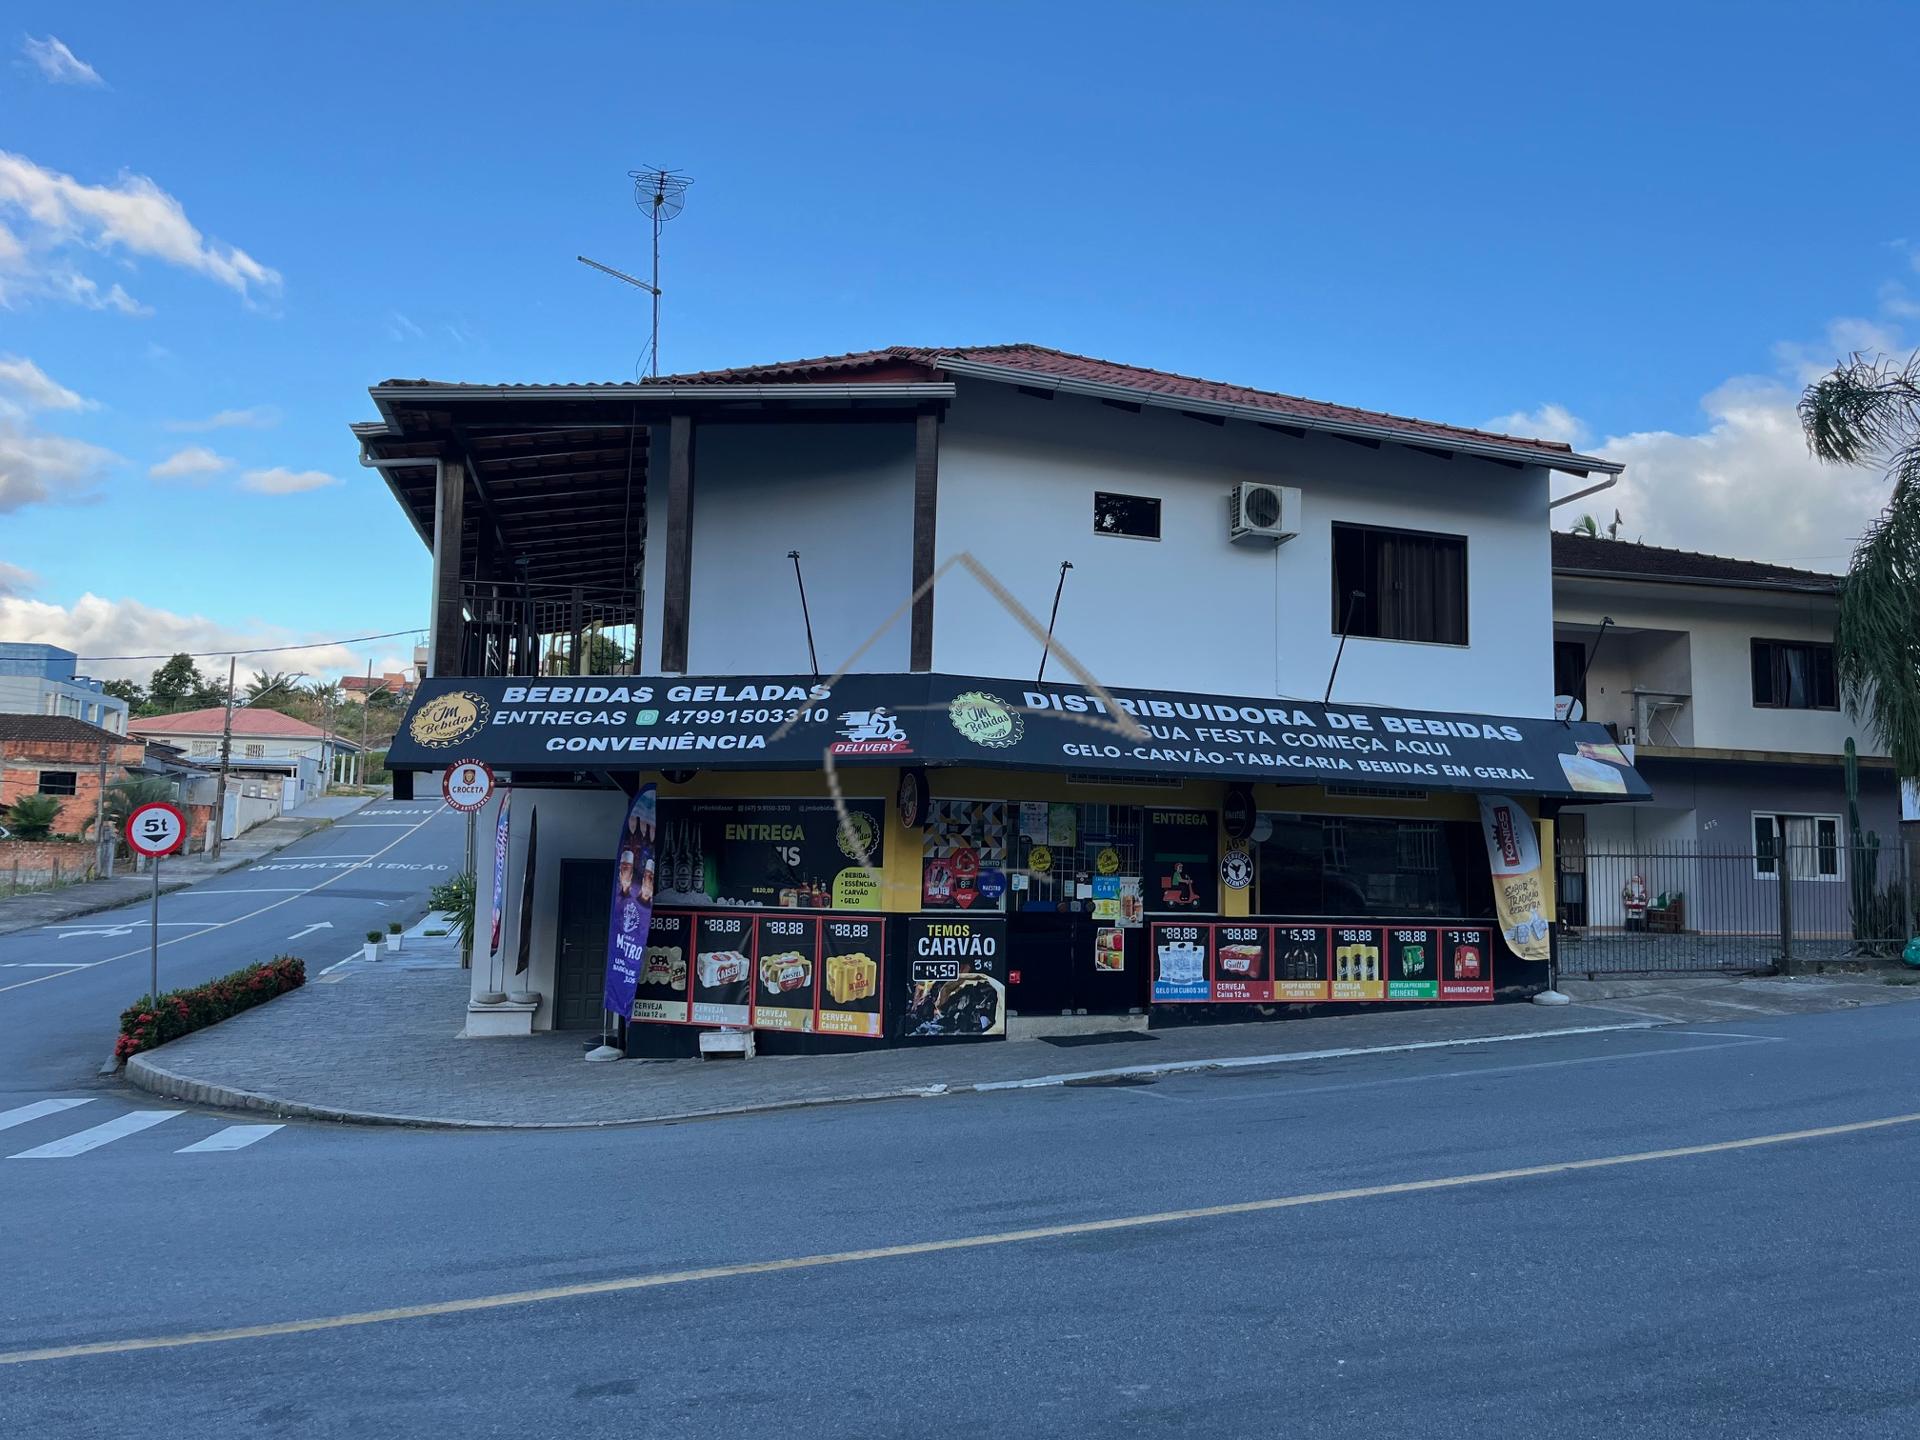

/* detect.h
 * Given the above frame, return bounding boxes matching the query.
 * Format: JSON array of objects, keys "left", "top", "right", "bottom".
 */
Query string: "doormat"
[{"left": 1038, "top": 1031, "right": 1159, "bottom": 1048}]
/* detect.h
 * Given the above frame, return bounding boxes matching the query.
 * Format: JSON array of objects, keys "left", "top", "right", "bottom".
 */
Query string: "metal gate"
[{"left": 1554, "top": 836, "right": 1915, "bottom": 975}]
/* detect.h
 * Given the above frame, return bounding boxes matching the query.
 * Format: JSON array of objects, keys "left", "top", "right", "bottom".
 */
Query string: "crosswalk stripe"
[
  {"left": 8, "top": 1110, "right": 182, "bottom": 1159},
  {"left": 176, "top": 1124, "right": 284, "bottom": 1154},
  {"left": 0, "top": 1099, "right": 93, "bottom": 1132}
]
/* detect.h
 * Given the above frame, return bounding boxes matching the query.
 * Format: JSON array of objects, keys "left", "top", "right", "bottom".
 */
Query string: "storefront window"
[
  {"left": 1005, "top": 801, "right": 1145, "bottom": 913},
  {"left": 1254, "top": 813, "right": 1487, "bottom": 919}
]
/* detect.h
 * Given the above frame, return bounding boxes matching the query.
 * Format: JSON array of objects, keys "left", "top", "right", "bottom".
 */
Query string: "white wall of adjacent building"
[
  {"left": 1556, "top": 580, "right": 1874, "bottom": 758},
  {"left": 638, "top": 381, "right": 1561, "bottom": 720}
]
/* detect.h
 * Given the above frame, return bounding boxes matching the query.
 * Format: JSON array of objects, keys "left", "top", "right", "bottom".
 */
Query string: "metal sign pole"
[
  {"left": 150, "top": 854, "right": 161, "bottom": 1005},
  {"left": 464, "top": 809, "right": 477, "bottom": 971}
]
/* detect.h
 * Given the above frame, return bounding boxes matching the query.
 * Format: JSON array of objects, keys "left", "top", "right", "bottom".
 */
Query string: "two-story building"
[
  {"left": 128, "top": 707, "right": 358, "bottom": 809},
  {"left": 367, "top": 344, "right": 1648, "bottom": 1048},
  {"left": 1550, "top": 534, "right": 1901, "bottom": 941}
]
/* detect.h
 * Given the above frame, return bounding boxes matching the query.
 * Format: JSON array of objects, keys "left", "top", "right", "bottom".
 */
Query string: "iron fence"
[
  {"left": 1554, "top": 837, "right": 1915, "bottom": 974},
  {"left": 457, "top": 581, "right": 639, "bottom": 678}
]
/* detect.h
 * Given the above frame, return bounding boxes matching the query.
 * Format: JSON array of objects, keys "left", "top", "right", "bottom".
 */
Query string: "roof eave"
[
  {"left": 1553, "top": 566, "right": 1841, "bottom": 595},
  {"left": 932, "top": 355, "right": 1621, "bottom": 477}
]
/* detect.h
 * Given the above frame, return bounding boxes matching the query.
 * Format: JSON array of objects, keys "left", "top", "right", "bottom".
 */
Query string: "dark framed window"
[
  {"left": 1331, "top": 523, "right": 1468, "bottom": 645},
  {"left": 1093, "top": 491, "right": 1161, "bottom": 541},
  {"left": 1750, "top": 639, "right": 1837, "bottom": 710},
  {"left": 37, "top": 770, "right": 78, "bottom": 796},
  {"left": 1553, "top": 639, "right": 1588, "bottom": 709}
]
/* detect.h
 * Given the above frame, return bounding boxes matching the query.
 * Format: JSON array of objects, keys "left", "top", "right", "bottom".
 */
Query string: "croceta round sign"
[
  {"left": 442, "top": 759, "right": 495, "bottom": 812},
  {"left": 125, "top": 801, "right": 186, "bottom": 858}
]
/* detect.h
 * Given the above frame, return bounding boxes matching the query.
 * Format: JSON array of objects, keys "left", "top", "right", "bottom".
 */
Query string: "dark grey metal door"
[{"left": 554, "top": 859, "right": 610, "bottom": 1030}]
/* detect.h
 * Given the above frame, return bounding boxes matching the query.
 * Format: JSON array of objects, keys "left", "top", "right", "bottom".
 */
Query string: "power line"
[{"left": 71, "top": 627, "right": 426, "bottom": 664}]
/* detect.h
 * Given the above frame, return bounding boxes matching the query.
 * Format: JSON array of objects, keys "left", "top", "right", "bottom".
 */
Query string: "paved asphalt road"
[
  {"left": 0, "top": 799, "right": 463, "bottom": 1092},
  {"left": 4, "top": 992, "right": 1919, "bottom": 1437}
]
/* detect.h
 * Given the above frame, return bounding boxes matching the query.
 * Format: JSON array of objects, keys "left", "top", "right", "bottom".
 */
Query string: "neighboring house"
[
  {"left": 361, "top": 342, "right": 1646, "bottom": 1041},
  {"left": 129, "top": 707, "right": 359, "bottom": 807},
  {"left": 1551, "top": 534, "right": 1901, "bottom": 936},
  {"left": 0, "top": 714, "right": 144, "bottom": 836},
  {"left": 0, "top": 643, "right": 129, "bottom": 735},
  {"left": 341, "top": 672, "right": 413, "bottom": 706}
]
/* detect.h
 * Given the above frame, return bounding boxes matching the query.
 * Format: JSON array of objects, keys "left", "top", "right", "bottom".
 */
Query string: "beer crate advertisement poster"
[
  {"left": 631, "top": 909, "right": 887, "bottom": 1038},
  {"left": 655, "top": 798, "right": 884, "bottom": 912},
  {"left": 901, "top": 914, "right": 1008, "bottom": 1039},
  {"left": 1151, "top": 920, "right": 1494, "bottom": 1004}
]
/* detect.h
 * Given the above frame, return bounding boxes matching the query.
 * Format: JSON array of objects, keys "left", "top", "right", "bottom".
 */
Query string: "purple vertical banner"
[
  {"left": 602, "top": 783, "right": 657, "bottom": 1018},
  {"left": 488, "top": 788, "right": 512, "bottom": 958}
]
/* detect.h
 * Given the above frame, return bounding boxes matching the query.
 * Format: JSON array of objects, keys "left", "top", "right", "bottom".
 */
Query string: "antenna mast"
[{"left": 576, "top": 165, "right": 693, "bottom": 377}]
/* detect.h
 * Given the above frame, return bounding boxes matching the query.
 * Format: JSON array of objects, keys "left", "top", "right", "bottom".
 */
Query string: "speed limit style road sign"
[
  {"left": 443, "top": 759, "right": 495, "bottom": 812},
  {"left": 125, "top": 801, "right": 187, "bottom": 858}
]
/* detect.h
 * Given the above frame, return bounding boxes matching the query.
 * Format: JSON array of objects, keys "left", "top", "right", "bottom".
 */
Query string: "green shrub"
[
  {"left": 429, "top": 871, "right": 476, "bottom": 949},
  {"left": 6, "top": 793, "right": 61, "bottom": 840},
  {"left": 115, "top": 956, "right": 305, "bottom": 1061}
]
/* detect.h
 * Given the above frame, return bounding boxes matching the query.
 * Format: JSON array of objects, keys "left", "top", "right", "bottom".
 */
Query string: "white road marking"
[
  {"left": 176, "top": 1124, "right": 283, "bottom": 1153},
  {"left": 0, "top": 804, "right": 450, "bottom": 997},
  {"left": 0, "top": 1099, "right": 92, "bottom": 1131},
  {"left": 178, "top": 888, "right": 314, "bottom": 895},
  {"left": 333, "top": 823, "right": 426, "bottom": 828},
  {"left": 971, "top": 1022, "right": 1665, "bottom": 1091},
  {"left": 0, "top": 963, "right": 88, "bottom": 969},
  {"left": 9, "top": 1110, "right": 182, "bottom": 1159}
]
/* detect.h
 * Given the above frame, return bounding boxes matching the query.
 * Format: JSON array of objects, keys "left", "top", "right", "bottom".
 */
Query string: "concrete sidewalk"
[
  {"left": 0, "top": 793, "right": 377, "bottom": 938},
  {"left": 124, "top": 962, "right": 1920, "bottom": 1130}
]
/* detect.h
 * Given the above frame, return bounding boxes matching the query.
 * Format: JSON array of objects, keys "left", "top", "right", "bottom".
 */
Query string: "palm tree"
[
  {"left": 1570, "top": 513, "right": 1601, "bottom": 537},
  {"left": 1798, "top": 351, "right": 1920, "bottom": 776}
]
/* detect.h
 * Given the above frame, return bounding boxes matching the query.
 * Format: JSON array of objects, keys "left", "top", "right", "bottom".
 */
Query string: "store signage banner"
[
  {"left": 488, "top": 788, "right": 511, "bottom": 959},
  {"left": 901, "top": 915, "right": 1007, "bottom": 1038},
  {"left": 513, "top": 807, "right": 537, "bottom": 975},
  {"left": 1152, "top": 920, "right": 1494, "bottom": 1004},
  {"left": 388, "top": 673, "right": 1652, "bottom": 802},
  {"left": 602, "top": 784, "right": 658, "bottom": 1019},
  {"left": 1477, "top": 794, "right": 1550, "bottom": 962}
]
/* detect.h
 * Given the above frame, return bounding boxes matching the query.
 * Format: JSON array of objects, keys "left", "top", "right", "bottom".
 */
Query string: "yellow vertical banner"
[{"left": 1477, "top": 794, "right": 1550, "bottom": 962}]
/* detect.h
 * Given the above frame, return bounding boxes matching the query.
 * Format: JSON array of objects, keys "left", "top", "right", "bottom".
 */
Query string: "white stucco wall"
[
  {"left": 638, "top": 423, "right": 915, "bottom": 675},
  {"left": 930, "top": 384, "right": 1557, "bottom": 716},
  {"left": 477, "top": 786, "right": 625, "bottom": 1025},
  {"left": 1556, "top": 580, "right": 1874, "bottom": 757}
]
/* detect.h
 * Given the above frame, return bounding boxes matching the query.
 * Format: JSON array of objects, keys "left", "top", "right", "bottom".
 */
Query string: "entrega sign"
[{"left": 389, "top": 672, "right": 1651, "bottom": 802}]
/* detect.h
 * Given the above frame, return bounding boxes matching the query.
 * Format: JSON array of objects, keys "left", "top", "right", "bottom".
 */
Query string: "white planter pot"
[
  {"left": 385, "top": 934, "right": 402, "bottom": 953},
  {"left": 363, "top": 943, "right": 379, "bottom": 963}
]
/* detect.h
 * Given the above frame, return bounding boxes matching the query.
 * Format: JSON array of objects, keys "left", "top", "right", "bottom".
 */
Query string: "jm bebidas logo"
[
  {"left": 408, "top": 690, "right": 490, "bottom": 749},
  {"left": 948, "top": 690, "right": 1024, "bottom": 749}
]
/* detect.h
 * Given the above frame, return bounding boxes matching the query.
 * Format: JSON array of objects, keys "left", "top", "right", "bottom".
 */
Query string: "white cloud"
[
  {"left": 22, "top": 35, "right": 103, "bottom": 87},
  {"left": 388, "top": 311, "right": 424, "bottom": 341},
  {"left": 0, "top": 418, "right": 118, "bottom": 512},
  {"left": 0, "top": 149, "right": 280, "bottom": 312},
  {"left": 0, "top": 591, "right": 418, "bottom": 683},
  {"left": 0, "top": 354, "right": 91, "bottom": 413},
  {"left": 0, "top": 560, "right": 37, "bottom": 596},
  {"left": 165, "top": 405, "right": 280, "bottom": 432},
  {"left": 149, "top": 444, "right": 229, "bottom": 481},
  {"left": 240, "top": 466, "right": 339, "bottom": 495},
  {"left": 1483, "top": 403, "right": 1589, "bottom": 447}
]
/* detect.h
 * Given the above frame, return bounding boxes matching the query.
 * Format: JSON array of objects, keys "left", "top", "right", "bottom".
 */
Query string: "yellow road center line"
[{"left": 4, "top": 1108, "right": 1917, "bottom": 1367}]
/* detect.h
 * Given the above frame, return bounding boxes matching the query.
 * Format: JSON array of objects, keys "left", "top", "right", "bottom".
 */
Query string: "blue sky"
[{"left": 3, "top": 2, "right": 1916, "bottom": 679}]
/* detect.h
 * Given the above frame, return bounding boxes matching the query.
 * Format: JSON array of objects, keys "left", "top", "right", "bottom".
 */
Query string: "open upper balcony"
[{"left": 1556, "top": 622, "right": 1694, "bottom": 748}]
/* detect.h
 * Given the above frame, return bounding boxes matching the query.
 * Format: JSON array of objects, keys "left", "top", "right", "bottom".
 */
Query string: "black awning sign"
[{"left": 386, "top": 671, "right": 1652, "bottom": 802}]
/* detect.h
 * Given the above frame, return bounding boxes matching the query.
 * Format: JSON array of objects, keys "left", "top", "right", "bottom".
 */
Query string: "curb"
[{"left": 122, "top": 1018, "right": 1667, "bottom": 1132}]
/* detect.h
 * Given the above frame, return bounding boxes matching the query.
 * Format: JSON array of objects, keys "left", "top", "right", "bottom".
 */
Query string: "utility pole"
[
  {"left": 360, "top": 658, "right": 373, "bottom": 788},
  {"left": 211, "top": 656, "right": 237, "bottom": 860},
  {"left": 93, "top": 738, "right": 112, "bottom": 879}
]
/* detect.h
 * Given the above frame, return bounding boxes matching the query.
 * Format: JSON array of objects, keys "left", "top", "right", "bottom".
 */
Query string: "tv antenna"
[{"left": 577, "top": 165, "right": 693, "bottom": 377}]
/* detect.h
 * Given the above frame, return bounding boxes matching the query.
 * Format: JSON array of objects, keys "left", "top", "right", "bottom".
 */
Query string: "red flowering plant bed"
[{"left": 114, "top": 956, "right": 306, "bottom": 1062}]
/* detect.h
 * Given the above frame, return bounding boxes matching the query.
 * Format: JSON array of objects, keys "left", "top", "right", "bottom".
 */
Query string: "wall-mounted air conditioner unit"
[{"left": 1228, "top": 482, "right": 1300, "bottom": 545}]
